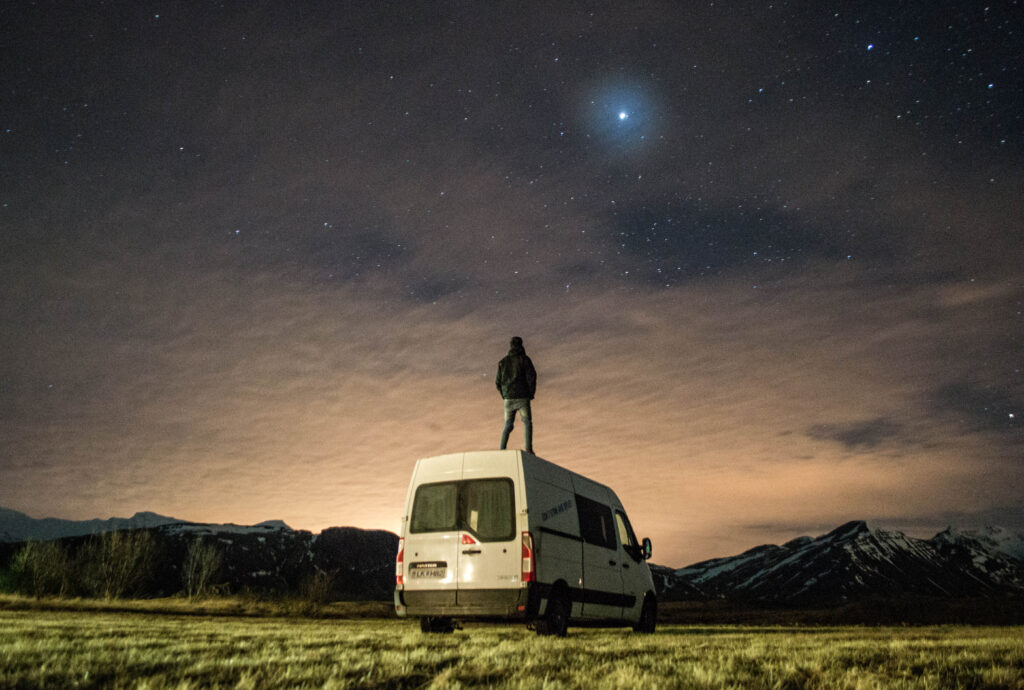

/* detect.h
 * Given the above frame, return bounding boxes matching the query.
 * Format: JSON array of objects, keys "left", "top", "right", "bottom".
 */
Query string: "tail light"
[
  {"left": 521, "top": 531, "right": 535, "bottom": 583},
  {"left": 395, "top": 538, "right": 404, "bottom": 586},
  {"left": 461, "top": 533, "right": 478, "bottom": 545}
]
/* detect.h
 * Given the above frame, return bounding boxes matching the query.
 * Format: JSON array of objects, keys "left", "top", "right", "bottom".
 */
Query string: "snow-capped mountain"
[
  {"left": 0, "top": 506, "right": 186, "bottom": 543},
  {"left": 932, "top": 525, "right": 1024, "bottom": 562},
  {"left": 665, "top": 520, "right": 1024, "bottom": 604}
]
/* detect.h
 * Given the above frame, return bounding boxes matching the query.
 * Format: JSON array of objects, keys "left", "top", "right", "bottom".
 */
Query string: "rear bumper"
[{"left": 395, "top": 586, "right": 536, "bottom": 619}]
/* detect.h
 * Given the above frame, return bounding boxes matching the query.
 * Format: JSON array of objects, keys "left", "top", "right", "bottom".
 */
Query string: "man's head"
[{"left": 510, "top": 336, "right": 523, "bottom": 348}]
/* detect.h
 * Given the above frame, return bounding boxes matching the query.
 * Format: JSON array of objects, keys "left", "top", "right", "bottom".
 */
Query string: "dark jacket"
[{"left": 495, "top": 344, "right": 537, "bottom": 400}]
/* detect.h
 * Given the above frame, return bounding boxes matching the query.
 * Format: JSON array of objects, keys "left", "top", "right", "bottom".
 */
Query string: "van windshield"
[{"left": 410, "top": 478, "right": 515, "bottom": 542}]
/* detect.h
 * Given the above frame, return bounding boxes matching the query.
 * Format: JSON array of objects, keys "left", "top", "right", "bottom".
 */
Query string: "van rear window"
[
  {"left": 410, "top": 482, "right": 458, "bottom": 533},
  {"left": 410, "top": 478, "right": 515, "bottom": 542}
]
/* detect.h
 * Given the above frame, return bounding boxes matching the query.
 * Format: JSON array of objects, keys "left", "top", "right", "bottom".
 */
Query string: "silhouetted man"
[{"left": 496, "top": 336, "right": 537, "bottom": 454}]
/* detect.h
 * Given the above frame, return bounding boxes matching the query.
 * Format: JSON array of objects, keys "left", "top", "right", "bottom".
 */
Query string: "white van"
[{"left": 394, "top": 450, "right": 657, "bottom": 635}]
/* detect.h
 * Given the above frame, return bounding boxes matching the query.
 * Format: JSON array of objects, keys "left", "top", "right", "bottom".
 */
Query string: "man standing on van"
[{"left": 496, "top": 336, "right": 537, "bottom": 454}]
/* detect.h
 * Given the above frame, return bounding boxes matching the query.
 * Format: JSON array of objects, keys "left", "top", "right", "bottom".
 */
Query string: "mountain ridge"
[
  {"left": 0, "top": 507, "right": 189, "bottom": 543},
  {"left": 665, "top": 519, "right": 1024, "bottom": 605}
]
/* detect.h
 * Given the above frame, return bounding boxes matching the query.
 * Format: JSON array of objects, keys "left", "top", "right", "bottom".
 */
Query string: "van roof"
[{"left": 413, "top": 450, "right": 616, "bottom": 495}]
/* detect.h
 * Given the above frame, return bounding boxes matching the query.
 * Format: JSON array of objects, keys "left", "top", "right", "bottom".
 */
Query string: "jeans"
[{"left": 500, "top": 398, "right": 532, "bottom": 453}]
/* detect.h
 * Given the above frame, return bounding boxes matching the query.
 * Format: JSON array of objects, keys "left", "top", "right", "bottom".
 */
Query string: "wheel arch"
[
  {"left": 632, "top": 590, "right": 658, "bottom": 633},
  {"left": 543, "top": 579, "right": 571, "bottom": 616}
]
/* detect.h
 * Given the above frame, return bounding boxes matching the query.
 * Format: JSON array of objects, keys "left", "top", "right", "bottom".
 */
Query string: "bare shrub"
[
  {"left": 183, "top": 537, "right": 223, "bottom": 601},
  {"left": 294, "top": 568, "right": 338, "bottom": 617},
  {"left": 9, "top": 541, "right": 69, "bottom": 598},
  {"left": 78, "top": 531, "right": 157, "bottom": 599}
]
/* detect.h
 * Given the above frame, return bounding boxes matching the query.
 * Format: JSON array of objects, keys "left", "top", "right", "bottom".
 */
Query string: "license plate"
[{"left": 409, "top": 561, "right": 447, "bottom": 578}]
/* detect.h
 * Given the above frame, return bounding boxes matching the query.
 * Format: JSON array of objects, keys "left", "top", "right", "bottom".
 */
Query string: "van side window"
[
  {"left": 575, "top": 494, "right": 616, "bottom": 550},
  {"left": 410, "top": 479, "right": 515, "bottom": 542},
  {"left": 615, "top": 510, "right": 641, "bottom": 562}
]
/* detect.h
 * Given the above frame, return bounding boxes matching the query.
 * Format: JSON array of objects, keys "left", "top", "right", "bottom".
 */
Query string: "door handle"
[
  {"left": 462, "top": 549, "right": 482, "bottom": 555},
  {"left": 622, "top": 563, "right": 630, "bottom": 569},
  {"left": 608, "top": 560, "right": 617, "bottom": 566}
]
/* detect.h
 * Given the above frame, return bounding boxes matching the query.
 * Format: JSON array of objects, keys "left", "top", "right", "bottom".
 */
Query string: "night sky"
[{"left": 2, "top": 1, "right": 1021, "bottom": 566}]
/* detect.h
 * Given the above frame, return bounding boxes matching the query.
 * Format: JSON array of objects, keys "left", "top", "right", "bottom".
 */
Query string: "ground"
[{"left": 1, "top": 598, "right": 1022, "bottom": 688}]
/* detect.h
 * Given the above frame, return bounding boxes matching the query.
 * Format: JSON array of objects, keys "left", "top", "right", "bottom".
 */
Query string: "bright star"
[{"left": 583, "top": 80, "right": 658, "bottom": 148}]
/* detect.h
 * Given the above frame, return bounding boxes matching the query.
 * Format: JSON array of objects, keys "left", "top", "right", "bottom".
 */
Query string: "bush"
[
  {"left": 293, "top": 569, "right": 338, "bottom": 617},
  {"left": 183, "top": 537, "right": 223, "bottom": 601},
  {"left": 0, "top": 551, "right": 28, "bottom": 594},
  {"left": 5, "top": 541, "right": 69, "bottom": 598},
  {"left": 77, "top": 531, "right": 157, "bottom": 599}
]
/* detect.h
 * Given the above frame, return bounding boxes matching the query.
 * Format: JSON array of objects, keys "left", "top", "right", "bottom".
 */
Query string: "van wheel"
[
  {"left": 633, "top": 595, "right": 657, "bottom": 634},
  {"left": 536, "top": 594, "right": 568, "bottom": 637},
  {"left": 420, "top": 616, "right": 455, "bottom": 634}
]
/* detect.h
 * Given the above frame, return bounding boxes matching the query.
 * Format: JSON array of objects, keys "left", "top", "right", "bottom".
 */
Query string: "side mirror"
[{"left": 642, "top": 537, "right": 652, "bottom": 560}]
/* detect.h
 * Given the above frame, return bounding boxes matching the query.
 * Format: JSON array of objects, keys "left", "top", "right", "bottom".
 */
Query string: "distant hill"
[
  {"left": 0, "top": 507, "right": 397, "bottom": 601},
  {"left": 661, "top": 520, "right": 1024, "bottom": 605},
  {"left": 0, "top": 507, "right": 186, "bottom": 542}
]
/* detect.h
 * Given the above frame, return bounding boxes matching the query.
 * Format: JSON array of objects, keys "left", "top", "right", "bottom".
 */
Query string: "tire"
[
  {"left": 633, "top": 595, "right": 657, "bottom": 634},
  {"left": 536, "top": 594, "right": 569, "bottom": 637},
  {"left": 420, "top": 616, "right": 455, "bottom": 634}
]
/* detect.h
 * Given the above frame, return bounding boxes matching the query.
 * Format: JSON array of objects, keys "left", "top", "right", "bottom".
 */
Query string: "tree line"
[
  {"left": 1, "top": 526, "right": 399, "bottom": 607},
  {"left": 2, "top": 531, "right": 222, "bottom": 601}
]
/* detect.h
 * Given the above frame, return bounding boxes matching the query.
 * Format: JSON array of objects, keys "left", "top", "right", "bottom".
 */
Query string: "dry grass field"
[{"left": 0, "top": 597, "right": 1022, "bottom": 688}]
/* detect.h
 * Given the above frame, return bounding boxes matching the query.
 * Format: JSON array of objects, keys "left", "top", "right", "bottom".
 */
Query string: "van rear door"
[
  {"left": 405, "top": 479, "right": 461, "bottom": 602},
  {"left": 457, "top": 454, "right": 522, "bottom": 605},
  {"left": 455, "top": 477, "right": 520, "bottom": 604}
]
